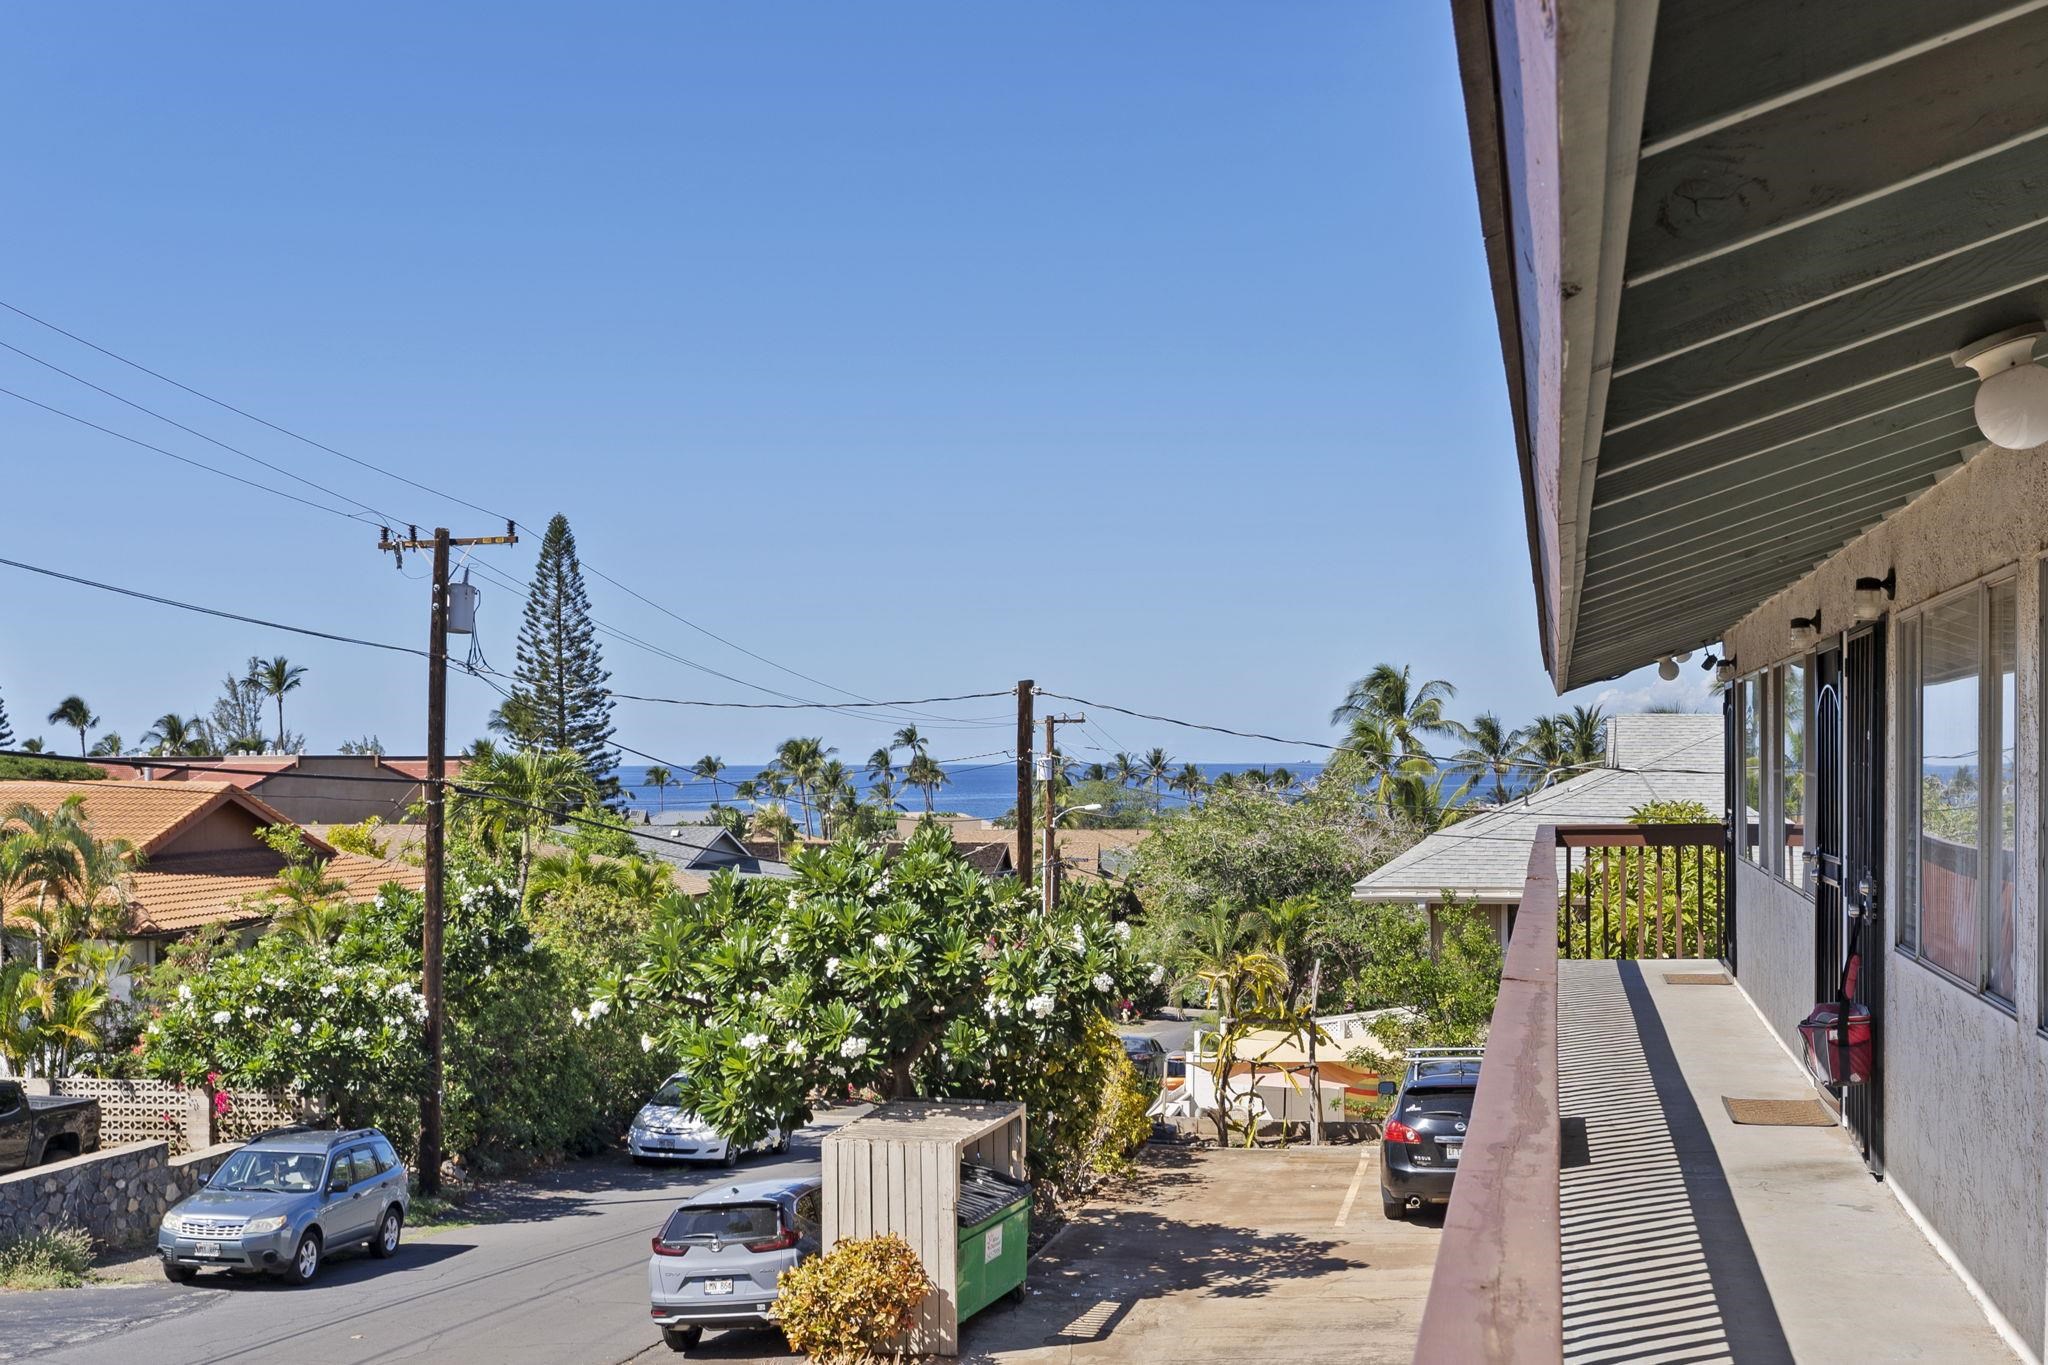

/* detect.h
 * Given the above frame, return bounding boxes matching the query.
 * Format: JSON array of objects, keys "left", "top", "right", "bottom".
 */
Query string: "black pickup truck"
[{"left": 0, "top": 1079, "right": 100, "bottom": 1172}]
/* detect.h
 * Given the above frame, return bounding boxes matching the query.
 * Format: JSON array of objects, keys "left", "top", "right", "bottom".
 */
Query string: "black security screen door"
[
  {"left": 1844, "top": 624, "right": 1887, "bottom": 1175},
  {"left": 1813, "top": 647, "right": 1845, "bottom": 1016}
]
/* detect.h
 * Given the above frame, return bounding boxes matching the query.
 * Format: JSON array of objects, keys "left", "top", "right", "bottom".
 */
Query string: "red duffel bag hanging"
[{"left": 1799, "top": 910, "right": 1871, "bottom": 1088}]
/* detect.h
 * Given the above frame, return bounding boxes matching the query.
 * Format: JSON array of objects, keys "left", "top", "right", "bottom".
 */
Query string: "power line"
[
  {"left": 0, "top": 298, "right": 972, "bottom": 721},
  {"left": 0, "top": 555, "right": 424, "bottom": 656},
  {"left": 0, "top": 386, "right": 376, "bottom": 523}
]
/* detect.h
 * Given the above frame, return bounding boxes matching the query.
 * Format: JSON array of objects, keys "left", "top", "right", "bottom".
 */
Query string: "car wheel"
[
  {"left": 663, "top": 1325, "right": 703, "bottom": 1353},
  {"left": 1381, "top": 1188, "right": 1406, "bottom": 1221},
  {"left": 720, "top": 1144, "right": 739, "bottom": 1169},
  {"left": 775, "top": 1130, "right": 791, "bottom": 1155},
  {"left": 370, "top": 1206, "right": 403, "bottom": 1259},
  {"left": 161, "top": 1261, "right": 198, "bottom": 1284},
  {"left": 283, "top": 1230, "right": 322, "bottom": 1284}
]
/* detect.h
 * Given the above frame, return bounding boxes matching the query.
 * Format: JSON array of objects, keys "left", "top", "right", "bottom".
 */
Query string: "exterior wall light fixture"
[
  {"left": 1791, "top": 609, "right": 1823, "bottom": 643},
  {"left": 1853, "top": 568, "right": 1896, "bottom": 622},
  {"left": 1955, "top": 323, "right": 2048, "bottom": 450},
  {"left": 1702, "top": 652, "right": 1736, "bottom": 684}
]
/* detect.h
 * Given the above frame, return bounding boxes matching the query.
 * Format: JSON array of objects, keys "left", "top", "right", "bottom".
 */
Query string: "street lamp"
[{"left": 1044, "top": 803, "right": 1104, "bottom": 907}]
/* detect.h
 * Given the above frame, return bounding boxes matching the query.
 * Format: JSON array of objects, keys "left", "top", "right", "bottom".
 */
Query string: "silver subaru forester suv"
[{"left": 159, "top": 1125, "right": 410, "bottom": 1284}]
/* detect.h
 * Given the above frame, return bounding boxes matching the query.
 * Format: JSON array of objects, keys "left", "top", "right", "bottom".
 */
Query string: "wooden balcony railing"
[
  {"left": 1556, "top": 823, "right": 1728, "bottom": 961},
  {"left": 1413, "top": 825, "right": 1563, "bottom": 1365}
]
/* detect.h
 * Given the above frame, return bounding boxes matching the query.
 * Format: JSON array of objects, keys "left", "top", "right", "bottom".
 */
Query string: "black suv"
[{"left": 1378, "top": 1049, "right": 1481, "bottom": 1220}]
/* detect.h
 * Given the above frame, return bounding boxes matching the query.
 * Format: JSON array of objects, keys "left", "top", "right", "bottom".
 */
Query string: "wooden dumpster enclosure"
[{"left": 822, "top": 1099, "right": 1028, "bottom": 1356}]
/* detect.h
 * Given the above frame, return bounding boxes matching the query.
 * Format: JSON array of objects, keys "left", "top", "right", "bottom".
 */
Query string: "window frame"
[
  {"left": 1897, "top": 570, "right": 2019, "bottom": 1006},
  {"left": 1738, "top": 670, "right": 1773, "bottom": 871},
  {"left": 1772, "top": 655, "right": 1812, "bottom": 892}
]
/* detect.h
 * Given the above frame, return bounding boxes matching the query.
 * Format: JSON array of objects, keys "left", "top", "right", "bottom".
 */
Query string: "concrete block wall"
[{"left": 0, "top": 1141, "right": 239, "bottom": 1251}]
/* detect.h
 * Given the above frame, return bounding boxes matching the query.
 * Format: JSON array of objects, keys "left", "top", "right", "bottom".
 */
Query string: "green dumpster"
[{"left": 954, "top": 1164, "right": 1030, "bottom": 1322}]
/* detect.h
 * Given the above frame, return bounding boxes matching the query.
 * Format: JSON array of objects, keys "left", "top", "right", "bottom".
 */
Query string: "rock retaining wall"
[{"left": 0, "top": 1141, "right": 239, "bottom": 1250}]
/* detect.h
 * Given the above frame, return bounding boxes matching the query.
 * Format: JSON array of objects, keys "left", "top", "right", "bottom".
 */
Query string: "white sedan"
[{"left": 627, "top": 1074, "right": 787, "bottom": 1166}]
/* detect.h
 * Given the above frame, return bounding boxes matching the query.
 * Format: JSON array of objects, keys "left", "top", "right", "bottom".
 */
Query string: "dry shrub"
[{"left": 776, "top": 1233, "right": 934, "bottom": 1362}]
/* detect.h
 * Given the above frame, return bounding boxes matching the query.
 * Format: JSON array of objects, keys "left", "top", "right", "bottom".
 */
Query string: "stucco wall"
[
  {"left": 1724, "top": 443, "right": 2048, "bottom": 1357},
  {"left": 1732, "top": 862, "right": 1813, "bottom": 1048}
]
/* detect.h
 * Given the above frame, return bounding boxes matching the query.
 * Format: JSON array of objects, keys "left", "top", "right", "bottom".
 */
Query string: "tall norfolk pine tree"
[
  {"left": 506, "top": 514, "right": 621, "bottom": 803},
  {"left": 0, "top": 682, "right": 13, "bottom": 749}
]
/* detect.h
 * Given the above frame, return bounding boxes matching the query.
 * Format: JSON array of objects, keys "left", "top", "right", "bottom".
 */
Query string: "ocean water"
[{"left": 612, "top": 759, "right": 1522, "bottom": 821}]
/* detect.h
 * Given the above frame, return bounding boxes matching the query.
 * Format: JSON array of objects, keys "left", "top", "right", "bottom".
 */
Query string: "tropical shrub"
[
  {"left": 775, "top": 1234, "right": 933, "bottom": 1362},
  {"left": 600, "top": 825, "right": 1150, "bottom": 1183}
]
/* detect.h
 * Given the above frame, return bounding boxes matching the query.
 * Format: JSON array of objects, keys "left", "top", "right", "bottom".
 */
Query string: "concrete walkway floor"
[{"left": 1559, "top": 959, "right": 2014, "bottom": 1364}]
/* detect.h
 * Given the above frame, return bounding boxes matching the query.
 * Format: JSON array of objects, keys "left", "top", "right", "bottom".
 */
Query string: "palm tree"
[
  {"left": 775, "top": 738, "right": 834, "bottom": 836},
  {"left": 1141, "top": 748, "right": 1172, "bottom": 808},
  {"left": 891, "top": 725, "right": 928, "bottom": 758},
  {"left": 1450, "top": 712, "right": 1528, "bottom": 804},
  {"left": 691, "top": 755, "right": 726, "bottom": 803},
  {"left": 1564, "top": 704, "right": 1608, "bottom": 768},
  {"left": 249, "top": 657, "right": 307, "bottom": 751},
  {"left": 1171, "top": 762, "right": 1207, "bottom": 808},
  {"left": 814, "top": 759, "right": 851, "bottom": 836},
  {"left": 749, "top": 804, "right": 799, "bottom": 857},
  {"left": 904, "top": 753, "right": 949, "bottom": 814},
  {"left": 88, "top": 733, "right": 124, "bottom": 758},
  {"left": 1258, "top": 894, "right": 1324, "bottom": 1007},
  {"left": 643, "top": 765, "right": 673, "bottom": 812},
  {"left": 1518, "top": 715, "right": 1573, "bottom": 784},
  {"left": 18, "top": 738, "right": 43, "bottom": 754},
  {"left": 1083, "top": 762, "right": 1109, "bottom": 783},
  {"left": 1330, "top": 664, "right": 1456, "bottom": 759},
  {"left": 46, "top": 697, "right": 97, "bottom": 757},
  {"left": 0, "top": 797, "right": 89, "bottom": 967},
  {"left": 463, "top": 748, "right": 596, "bottom": 900},
  {"left": 1111, "top": 752, "right": 1141, "bottom": 788},
  {"left": 143, "top": 713, "right": 207, "bottom": 757},
  {"left": 866, "top": 747, "right": 895, "bottom": 784}
]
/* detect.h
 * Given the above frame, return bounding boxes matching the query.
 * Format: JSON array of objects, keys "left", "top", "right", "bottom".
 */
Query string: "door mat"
[
  {"left": 1664, "top": 971, "right": 1730, "bottom": 985},
  {"left": 1722, "top": 1097, "right": 1836, "bottom": 1126}
]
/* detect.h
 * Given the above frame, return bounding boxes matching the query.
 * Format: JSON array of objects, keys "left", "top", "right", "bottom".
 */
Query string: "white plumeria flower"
[
  {"left": 1147, "top": 963, "right": 1166, "bottom": 986},
  {"left": 784, "top": 1038, "right": 806, "bottom": 1057},
  {"left": 825, "top": 957, "right": 841, "bottom": 979},
  {"left": 1025, "top": 994, "right": 1055, "bottom": 1019},
  {"left": 1092, "top": 972, "right": 1114, "bottom": 993},
  {"left": 587, "top": 999, "right": 611, "bottom": 1019},
  {"left": 839, "top": 1036, "right": 868, "bottom": 1060},
  {"left": 874, "top": 933, "right": 891, "bottom": 951},
  {"left": 571, "top": 1006, "right": 586, "bottom": 1025},
  {"left": 287, "top": 1021, "right": 303, "bottom": 1036},
  {"left": 211, "top": 1010, "right": 231, "bottom": 1024},
  {"left": 641, "top": 1034, "right": 657, "bottom": 1054},
  {"left": 740, "top": 1032, "right": 769, "bottom": 1051},
  {"left": 319, "top": 983, "right": 339, "bottom": 998},
  {"left": 1113, "top": 922, "right": 1132, "bottom": 941},
  {"left": 177, "top": 984, "right": 192, "bottom": 1001}
]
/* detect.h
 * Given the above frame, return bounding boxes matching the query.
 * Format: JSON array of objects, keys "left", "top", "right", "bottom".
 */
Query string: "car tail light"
[
  {"left": 745, "top": 1227, "right": 800, "bottom": 1253},
  {"left": 1382, "top": 1119, "right": 1420, "bottom": 1145},
  {"left": 650, "top": 1236, "right": 689, "bottom": 1257}
]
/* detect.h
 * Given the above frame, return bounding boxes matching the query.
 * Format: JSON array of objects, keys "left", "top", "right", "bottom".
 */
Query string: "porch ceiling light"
[
  {"left": 1853, "top": 568, "right": 1896, "bottom": 622},
  {"left": 1955, "top": 324, "right": 2048, "bottom": 450}
]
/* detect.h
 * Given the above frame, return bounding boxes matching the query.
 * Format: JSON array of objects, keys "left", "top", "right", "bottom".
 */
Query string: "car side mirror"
[
  {"left": 328, "top": 1176, "right": 350, "bottom": 1194},
  {"left": 1377, "top": 1079, "right": 1398, "bottom": 1096}
]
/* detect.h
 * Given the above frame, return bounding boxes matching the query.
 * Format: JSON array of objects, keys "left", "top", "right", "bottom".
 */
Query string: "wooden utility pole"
[
  {"left": 1015, "top": 681, "right": 1034, "bottom": 888},
  {"left": 379, "top": 522, "right": 517, "bottom": 1195},
  {"left": 1041, "top": 712, "right": 1085, "bottom": 910}
]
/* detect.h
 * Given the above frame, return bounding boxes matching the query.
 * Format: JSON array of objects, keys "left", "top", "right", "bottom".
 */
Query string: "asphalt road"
[{"left": 6, "top": 1134, "right": 836, "bottom": 1365}]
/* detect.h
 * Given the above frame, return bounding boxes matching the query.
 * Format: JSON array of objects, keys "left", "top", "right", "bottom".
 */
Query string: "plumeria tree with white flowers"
[
  {"left": 143, "top": 856, "right": 597, "bottom": 1167},
  {"left": 599, "top": 823, "right": 1153, "bottom": 1183}
]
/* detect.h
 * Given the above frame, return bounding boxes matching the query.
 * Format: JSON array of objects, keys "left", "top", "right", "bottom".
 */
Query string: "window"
[
  {"left": 1779, "top": 660, "right": 1807, "bottom": 887},
  {"left": 369, "top": 1137, "right": 399, "bottom": 1174},
  {"left": 1903, "top": 576, "right": 2017, "bottom": 1000},
  {"left": 1741, "top": 674, "right": 1764, "bottom": 865}
]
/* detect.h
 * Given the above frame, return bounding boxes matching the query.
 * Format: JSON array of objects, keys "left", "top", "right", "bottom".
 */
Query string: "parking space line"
[{"left": 1334, "top": 1147, "right": 1372, "bottom": 1228}]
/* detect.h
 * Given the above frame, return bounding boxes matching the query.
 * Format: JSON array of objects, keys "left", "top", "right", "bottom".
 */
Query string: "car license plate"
[
  {"left": 195, "top": 1241, "right": 221, "bottom": 1259},
  {"left": 704, "top": 1278, "right": 733, "bottom": 1296},
  {"left": 1442, "top": 1143, "right": 1462, "bottom": 1162}
]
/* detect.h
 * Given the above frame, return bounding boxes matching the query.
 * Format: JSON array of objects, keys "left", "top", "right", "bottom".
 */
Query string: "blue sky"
[{"left": 0, "top": 2, "right": 1695, "bottom": 769}]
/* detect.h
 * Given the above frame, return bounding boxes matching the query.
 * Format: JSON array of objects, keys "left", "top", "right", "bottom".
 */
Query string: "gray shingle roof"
[{"left": 1353, "top": 713, "right": 1723, "bottom": 904}]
